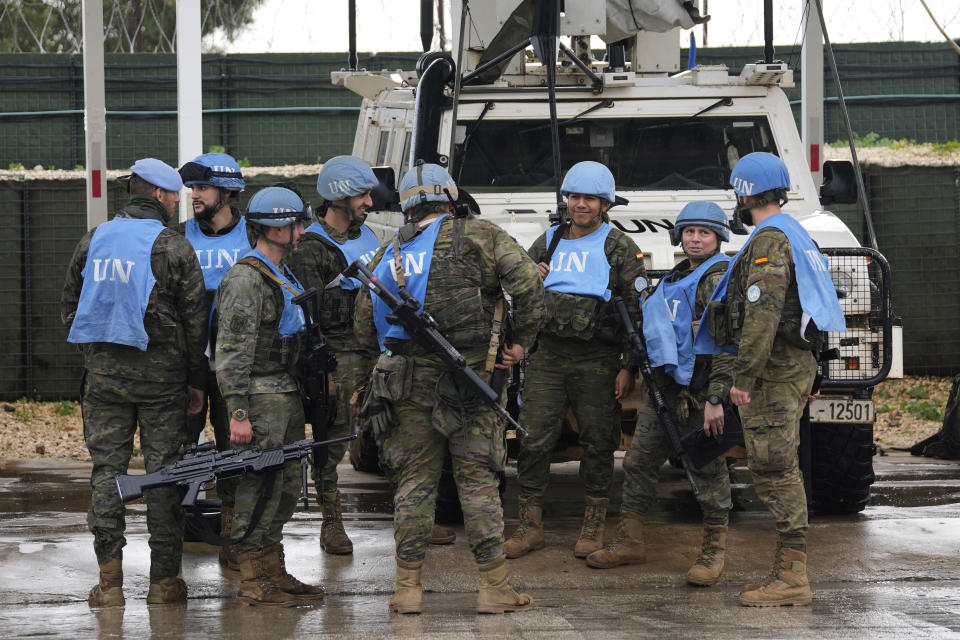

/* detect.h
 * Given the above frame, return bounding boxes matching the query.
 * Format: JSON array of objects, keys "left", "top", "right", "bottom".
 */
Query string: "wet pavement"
[{"left": 1, "top": 451, "right": 958, "bottom": 639}]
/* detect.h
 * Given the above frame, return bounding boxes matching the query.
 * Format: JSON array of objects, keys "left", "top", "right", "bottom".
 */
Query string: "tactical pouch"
[
  {"left": 705, "top": 300, "right": 733, "bottom": 347},
  {"left": 370, "top": 352, "right": 413, "bottom": 402},
  {"left": 542, "top": 290, "right": 602, "bottom": 338},
  {"left": 432, "top": 370, "right": 485, "bottom": 437}
]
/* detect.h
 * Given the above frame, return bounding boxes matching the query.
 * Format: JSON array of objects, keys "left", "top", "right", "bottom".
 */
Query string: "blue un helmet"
[
  {"left": 397, "top": 163, "right": 458, "bottom": 219},
  {"left": 671, "top": 201, "right": 731, "bottom": 246},
  {"left": 246, "top": 186, "right": 311, "bottom": 228},
  {"left": 316, "top": 155, "right": 379, "bottom": 201},
  {"left": 729, "top": 152, "right": 790, "bottom": 226},
  {"left": 179, "top": 152, "right": 245, "bottom": 191},
  {"left": 560, "top": 161, "right": 616, "bottom": 203}
]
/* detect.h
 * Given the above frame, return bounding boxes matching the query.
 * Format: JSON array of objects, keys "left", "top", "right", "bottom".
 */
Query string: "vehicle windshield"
[{"left": 453, "top": 116, "right": 776, "bottom": 192}]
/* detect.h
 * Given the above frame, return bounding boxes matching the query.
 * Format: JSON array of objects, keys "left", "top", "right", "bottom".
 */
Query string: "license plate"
[{"left": 810, "top": 397, "right": 874, "bottom": 424}]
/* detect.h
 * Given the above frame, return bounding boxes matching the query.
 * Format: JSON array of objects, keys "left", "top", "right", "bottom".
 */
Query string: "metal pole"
[
  {"left": 177, "top": 0, "right": 203, "bottom": 224},
  {"left": 81, "top": 0, "right": 108, "bottom": 230},
  {"left": 812, "top": 0, "right": 878, "bottom": 250},
  {"left": 348, "top": 0, "right": 358, "bottom": 70},
  {"left": 763, "top": 0, "right": 774, "bottom": 63},
  {"left": 802, "top": 0, "right": 824, "bottom": 187},
  {"left": 447, "top": 0, "right": 468, "bottom": 175}
]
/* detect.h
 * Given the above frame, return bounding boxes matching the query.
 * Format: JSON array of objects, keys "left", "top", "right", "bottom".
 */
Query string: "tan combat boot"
[
  {"left": 88, "top": 557, "right": 124, "bottom": 607},
  {"left": 739, "top": 548, "right": 812, "bottom": 607},
  {"left": 476, "top": 556, "right": 535, "bottom": 614},
  {"left": 686, "top": 525, "right": 728, "bottom": 586},
  {"left": 586, "top": 512, "right": 646, "bottom": 569},
  {"left": 320, "top": 490, "right": 354, "bottom": 555},
  {"left": 574, "top": 496, "right": 609, "bottom": 558},
  {"left": 388, "top": 557, "right": 423, "bottom": 614},
  {"left": 236, "top": 550, "right": 298, "bottom": 607},
  {"left": 146, "top": 576, "right": 187, "bottom": 604},
  {"left": 429, "top": 524, "right": 456, "bottom": 545},
  {"left": 503, "top": 496, "right": 545, "bottom": 559},
  {"left": 262, "top": 543, "right": 325, "bottom": 602},
  {"left": 218, "top": 505, "right": 240, "bottom": 570}
]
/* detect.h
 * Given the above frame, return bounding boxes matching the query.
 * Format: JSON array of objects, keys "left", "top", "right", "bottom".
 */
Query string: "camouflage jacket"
[
  {"left": 60, "top": 196, "right": 208, "bottom": 387},
  {"left": 727, "top": 227, "right": 817, "bottom": 391},
  {"left": 286, "top": 218, "right": 378, "bottom": 356},
  {"left": 355, "top": 215, "right": 544, "bottom": 366},
  {"left": 650, "top": 258, "right": 735, "bottom": 403},
  {"left": 528, "top": 224, "right": 645, "bottom": 363},
  {"left": 215, "top": 256, "right": 302, "bottom": 415}
]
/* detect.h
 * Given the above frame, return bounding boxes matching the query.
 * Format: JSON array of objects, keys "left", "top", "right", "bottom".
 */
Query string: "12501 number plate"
[{"left": 810, "top": 398, "right": 874, "bottom": 424}]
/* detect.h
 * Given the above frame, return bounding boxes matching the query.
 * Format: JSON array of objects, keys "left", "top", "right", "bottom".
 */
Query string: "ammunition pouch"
[
  {"left": 706, "top": 300, "right": 743, "bottom": 348},
  {"left": 370, "top": 351, "right": 413, "bottom": 402},
  {"left": 542, "top": 290, "right": 604, "bottom": 339},
  {"left": 433, "top": 369, "right": 485, "bottom": 437}
]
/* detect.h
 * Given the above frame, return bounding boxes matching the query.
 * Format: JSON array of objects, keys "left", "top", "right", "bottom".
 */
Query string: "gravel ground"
[{"left": 0, "top": 375, "right": 947, "bottom": 463}]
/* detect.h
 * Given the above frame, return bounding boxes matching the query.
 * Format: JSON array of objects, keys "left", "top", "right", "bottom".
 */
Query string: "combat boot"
[
  {"left": 476, "top": 556, "right": 535, "bottom": 614},
  {"left": 574, "top": 496, "right": 609, "bottom": 558},
  {"left": 218, "top": 505, "right": 240, "bottom": 570},
  {"left": 320, "top": 490, "right": 354, "bottom": 555},
  {"left": 388, "top": 557, "right": 423, "bottom": 614},
  {"left": 586, "top": 512, "right": 646, "bottom": 569},
  {"left": 146, "top": 576, "right": 187, "bottom": 604},
  {"left": 739, "top": 548, "right": 812, "bottom": 607},
  {"left": 429, "top": 524, "right": 456, "bottom": 545},
  {"left": 686, "top": 525, "right": 727, "bottom": 586},
  {"left": 503, "top": 496, "right": 545, "bottom": 559},
  {"left": 88, "top": 557, "right": 124, "bottom": 607},
  {"left": 236, "top": 551, "right": 298, "bottom": 607},
  {"left": 262, "top": 543, "right": 325, "bottom": 602}
]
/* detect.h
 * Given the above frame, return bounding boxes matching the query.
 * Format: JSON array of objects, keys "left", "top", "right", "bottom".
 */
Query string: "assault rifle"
[
  {"left": 292, "top": 288, "right": 338, "bottom": 466},
  {"left": 613, "top": 295, "right": 700, "bottom": 496},
  {"left": 115, "top": 435, "right": 356, "bottom": 510},
  {"left": 343, "top": 258, "right": 528, "bottom": 438}
]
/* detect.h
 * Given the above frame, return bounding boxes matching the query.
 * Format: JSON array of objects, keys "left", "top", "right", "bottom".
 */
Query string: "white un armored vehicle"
[{"left": 333, "top": 0, "right": 902, "bottom": 514}]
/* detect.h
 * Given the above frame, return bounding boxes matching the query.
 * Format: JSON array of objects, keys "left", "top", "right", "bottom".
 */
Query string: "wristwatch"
[
  {"left": 231, "top": 408, "right": 248, "bottom": 422},
  {"left": 707, "top": 395, "right": 722, "bottom": 406}
]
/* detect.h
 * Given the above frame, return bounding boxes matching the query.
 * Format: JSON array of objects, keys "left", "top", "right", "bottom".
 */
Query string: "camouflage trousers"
[
  {"left": 230, "top": 391, "right": 305, "bottom": 554},
  {"left": 739, "top": 367, "right": 817, "bottom": 543},
  {"left": 311, "top": 349, "right": 370, "bottom": 495},
  {"left": 185, "top": 367, "right": 236, "bottom": 508},
  {"left": 622, "top": 395, "right": 732, "bottom": 526},
  {"left": 379, "top": 358, "right": 507, "bottom": 565},
  {"left": 517, "top": 340, "right": 622, "bottom": 499},
  {"left": 81, "top": 372, "right": 188, "bottom": 577}
]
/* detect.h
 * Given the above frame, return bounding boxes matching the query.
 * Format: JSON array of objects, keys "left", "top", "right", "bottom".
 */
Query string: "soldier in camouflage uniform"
[
  {"left": 587, "top": 201, "right": 734, "bottom": 587},
  {"left": 354, "top": 164, "right": 543, "bottom": 614},
  {"left": 696, "top": 153, "right": 846, "bottom": 606},
  {"left": 177, "top": 152, "right": 255, "bottom": 569},
  {"left": 61, "top": 158, "right": 207, "bottom": 607},
  {"left": 506, "top": 161, "right": 645, "bottom": 561},
  {"left": 215, "top": 186, "right": 324, "bottom": 607}
]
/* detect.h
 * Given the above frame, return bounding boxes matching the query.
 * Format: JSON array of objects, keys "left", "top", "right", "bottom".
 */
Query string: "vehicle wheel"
[
  {"left": 349, "top": 428, "right": 382, "bottom": 474},
  {"left": 810, "top": 421, "right": 875, "bottom": 514}
]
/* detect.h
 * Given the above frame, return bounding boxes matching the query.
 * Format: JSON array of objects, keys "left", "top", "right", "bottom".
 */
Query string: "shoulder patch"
[
  {"left": 746, "top": 284, "right": 762, "bottom": 302},
  {"left": 634, "top": 276, "right": 648, "bottom": 292},
  {"left": 635, "top": 251, "right": 644, "bottom": 261},
  {"left": 754, "top": 256, "right": 769, "bottom": 265}
]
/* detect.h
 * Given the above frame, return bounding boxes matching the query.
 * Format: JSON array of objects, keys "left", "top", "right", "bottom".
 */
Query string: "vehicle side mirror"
[
  {"left": 371, "top": 166, "right": 401, "bottom": 211},
  {"left": 820, "top": 160, "right": 858, "bottom": 206}
]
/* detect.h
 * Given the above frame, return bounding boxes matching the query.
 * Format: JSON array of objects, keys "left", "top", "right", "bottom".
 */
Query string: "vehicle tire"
[
  {"left": 349, "top": 427, "right": 382, "bottom": 474},
  {"left": 809, "top": 421, "right": 875, "bottom": 514}
]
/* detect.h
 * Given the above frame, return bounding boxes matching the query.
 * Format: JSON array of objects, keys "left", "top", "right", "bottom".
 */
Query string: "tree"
[{"left": 0, "top": 0, "right": 264, "bottom": 54}]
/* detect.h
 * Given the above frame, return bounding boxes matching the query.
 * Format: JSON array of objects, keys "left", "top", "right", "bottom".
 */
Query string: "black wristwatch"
[{"left": 707, "top": 394, "right": 722, "bottom": 406}]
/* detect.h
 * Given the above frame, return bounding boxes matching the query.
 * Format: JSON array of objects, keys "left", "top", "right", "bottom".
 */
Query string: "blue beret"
[{"left": 130, "top": 158, "right": 183, "bottom": 192}]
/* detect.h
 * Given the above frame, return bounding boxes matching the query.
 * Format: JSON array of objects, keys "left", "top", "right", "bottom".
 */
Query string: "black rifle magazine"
[{"left": 679, "top": 405, "right": 745, "bottom": 469}]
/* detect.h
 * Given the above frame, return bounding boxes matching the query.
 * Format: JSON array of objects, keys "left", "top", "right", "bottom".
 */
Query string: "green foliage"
[
  {"left": 8, "top": 162, "right": 24, "bottom": 170},
  {"left": 931, "top": 140, "right": 960, "bottom": 154},
  {"left": 905, "top": 400, "right": 943, "bottom": 422},
  {"left": 54, "top": 401, "right": 76, "bottom": 416},
  {"left": 906, "top": 386, "right": 929, "bottom": 399},
  {"left": 73, "top": 165, "right": 85, "bottom": 172},
  {"left": 207, "top": 145, "right": 226, "bottom": 154},
  {"left": 237, "top": 158, "right": 251, "bottom": 168},
  {"left": 830, "top": 132, "right": 914, "bottom": 149}
]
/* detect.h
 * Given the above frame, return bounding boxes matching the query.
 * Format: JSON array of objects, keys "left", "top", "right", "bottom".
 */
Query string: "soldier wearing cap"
[
  {"left": 506, "top": 161, "right": 646, "bottom": 561},
  {"left": 354, "top": 163, "right": 543, "bottom": 614},
  {"left": 695, "top": 152, "right": 846, "bottom": 606},
  {"left": 587, "top": 201, "right": 735, "bottom": 587},
  {"left": 177, "top": 152, "right": 255, "bottom": 568},
  {"left": 61, "top": 158, "right": 207, "bottom": 607}
]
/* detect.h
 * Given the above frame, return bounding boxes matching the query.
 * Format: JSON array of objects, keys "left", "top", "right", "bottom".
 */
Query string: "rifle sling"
[
  {"left": 184, "top": 470, "right": 278, "bottom": 547},
  {"left": 392, "top": 235, "right": 407, "bottom": 289},
  {"left": 484, "top": 298, "right": 505, "bottom": 374},
  {"left": 238, "top": 256, "right": 301, "bottom": 297}
]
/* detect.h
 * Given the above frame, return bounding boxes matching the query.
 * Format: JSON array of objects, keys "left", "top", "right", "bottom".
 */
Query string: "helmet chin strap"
[
  {"left": 329, "top": 200, "right": 367, "bottom": 227},
  {"left": 261, "top": 225, "right": 298, "bottom": 252},
  {"left": 195, "top": 188, "right": 227, "bottom": 221}
]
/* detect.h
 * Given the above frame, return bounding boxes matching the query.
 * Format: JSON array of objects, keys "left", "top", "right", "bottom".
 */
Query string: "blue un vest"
[
  {"left": 304, "top": 222, "right": 380, "bottom": 289},
  {"left": 542, "top": 223, "right": 613, "bottom": 301},
  {"left": 241, "top": 248, "right": 306, "bottom": 338},
  {"left": 67, "top": 217, "right": 165, "bottom": 351},
  {"left": 643, "top": 254, "right": 730, "bottom": 385},
  {"left": 694, "top": 213, "right": 846, "bottom": 356},
  {"left": 184, "top": 216, "right": 250, "bottom": 291},
  {"left": 371, "top": 215, "right": 448, "bottom": 351}
]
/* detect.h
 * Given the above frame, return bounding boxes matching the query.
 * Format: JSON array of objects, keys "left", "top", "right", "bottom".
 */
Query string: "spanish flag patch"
[
  {"left": 754, "top": 256, "right": 769, "bottom": 265},
  {"left": 635, "top": 251, "right": 644, "bottom": 260}
]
